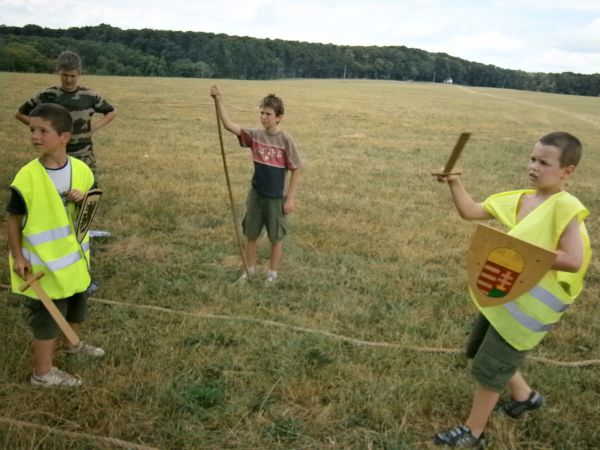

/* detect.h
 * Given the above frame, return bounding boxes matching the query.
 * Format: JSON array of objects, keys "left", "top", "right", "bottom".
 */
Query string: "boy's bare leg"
[
  {"left": 269, "top": 241, "right": 282, "bottom": 272},
  {"left": 507, "top": 371, "right": 532, "bottom": 401},
  {"left": 33, "top": 338, "right": 55, "bottom": 376},
  {"left": 465, "top": 385, "right": 501, "bottom": 438},
  {"left": 245, "top": 239, "right": 258, "bottom": 270}
]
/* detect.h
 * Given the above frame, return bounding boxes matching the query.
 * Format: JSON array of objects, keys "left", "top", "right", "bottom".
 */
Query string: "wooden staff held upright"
[{"left": 212, "top": 97, "right": 250, "bottom": 277}]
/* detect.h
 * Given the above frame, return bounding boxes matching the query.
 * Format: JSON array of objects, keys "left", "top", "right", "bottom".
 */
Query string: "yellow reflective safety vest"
[
  {"left": 9, "top": 157, "right": 94, "bottom": 300},
  {"left": 472, "top": 190, "right": 591, "bottom": 351}
]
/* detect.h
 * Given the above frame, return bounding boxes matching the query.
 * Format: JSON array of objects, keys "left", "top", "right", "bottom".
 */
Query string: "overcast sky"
[{"left": 2, "top": 0, "right": 599, "bottom": 74}]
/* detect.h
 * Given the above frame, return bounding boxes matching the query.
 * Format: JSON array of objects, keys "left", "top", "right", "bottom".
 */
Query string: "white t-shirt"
[{"left": 45, "top": 157, "right": 72, "bottom": 206}]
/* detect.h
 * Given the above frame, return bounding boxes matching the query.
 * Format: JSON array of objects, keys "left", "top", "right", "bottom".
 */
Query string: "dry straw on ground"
[{"left": 1, "top": 73, "right": 599, "bottom": 449}]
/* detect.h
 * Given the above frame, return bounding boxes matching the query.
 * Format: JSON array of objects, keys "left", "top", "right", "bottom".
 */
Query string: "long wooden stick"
[
  {"left": 432, "top": 132, "right": 471, "bottom": 176},
  {"left": 213, "top": 99, "right": 249, "bottom": 277},
  {"left": 19, "top": 272, "right": 80, "bottom": 346}
]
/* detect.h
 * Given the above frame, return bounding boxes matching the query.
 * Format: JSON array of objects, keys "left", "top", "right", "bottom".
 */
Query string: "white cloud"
[
  {"left": 524, "top": 48, "right": 600, "bottom": 73},
  {"left": 550, "top": 16, "right": 600, "bottom": 53},
  {"left": 445, "top": 32, "right": 523, "bottom": 54},
  {"left": 0, "top": 0, "right": 598, "bottom": 73},
  {"left": 493, "top": 0, "right": 600, "bottom": 11}
]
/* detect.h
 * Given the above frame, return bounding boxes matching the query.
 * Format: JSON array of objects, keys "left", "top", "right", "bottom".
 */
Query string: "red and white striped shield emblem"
[{"left": 468, "top": 225, "right": 556, "bottom": 307}]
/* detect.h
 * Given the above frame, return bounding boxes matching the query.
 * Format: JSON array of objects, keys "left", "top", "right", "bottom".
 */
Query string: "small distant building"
[{"left": 443, "top": 77, "right": 454, "bottom": 84}]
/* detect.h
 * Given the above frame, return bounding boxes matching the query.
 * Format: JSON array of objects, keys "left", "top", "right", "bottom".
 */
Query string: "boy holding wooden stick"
[
  {"left": 433, "top": 132, "right": 591, "bottom": 447},
  {"left": 209, "top": 84, "right": 303, "bottom": 284},
  {"left": 7, "top": 104, "right": 104, "bottom": 387}
]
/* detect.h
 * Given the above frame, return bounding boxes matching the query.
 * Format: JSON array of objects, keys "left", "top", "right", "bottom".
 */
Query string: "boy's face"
[
  {"left": 59, "top": 69, "right": 80, "bottom": 92},
  {"left": 528, "top": 143, "right": 574, "bottom": 190},
  {"left": 30, "top": 116, "right": 70, "bottom": 154},
  {"left": 259, "top": 107, "right": 282, "bottom": 131}
]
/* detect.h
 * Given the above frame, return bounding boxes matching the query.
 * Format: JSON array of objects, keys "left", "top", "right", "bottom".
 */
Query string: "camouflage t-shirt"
[{"left": 18, "top": 86, "right": 115, "bottom": 153}]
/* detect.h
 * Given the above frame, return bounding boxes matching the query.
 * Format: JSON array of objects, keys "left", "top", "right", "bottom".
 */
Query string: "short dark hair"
[
  {"left": 29, "top": 104, "right": 73, "bottom": 134},
  {"left": 260, "top": 94, "right": 284, "bottom": 116},
  {"left": 57, "top": 50, "right": 82, "bottom": 71},
  {"left": 538, "top": 131, "right": 582, "bottom": 167}
]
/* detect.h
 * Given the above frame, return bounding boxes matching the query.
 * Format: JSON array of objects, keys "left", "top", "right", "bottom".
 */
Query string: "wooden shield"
[
  {"left": 468, "top": 224, "right": 556, "bottom": 307},
  {"left": 76, "top": 188, "right": 103, "bottom": 242}
]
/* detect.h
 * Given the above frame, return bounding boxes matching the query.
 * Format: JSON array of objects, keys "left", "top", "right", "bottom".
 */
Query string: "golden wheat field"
[{"left": 1, "top": 72, "right": 599, "bottom": 449}]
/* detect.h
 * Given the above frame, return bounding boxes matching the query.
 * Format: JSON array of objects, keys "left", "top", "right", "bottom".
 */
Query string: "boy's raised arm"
[
  {"left": 209, "top": 84, "right": 242, "bottom": 136},
  {"left": 436, "top": 173, "right": 491, "bottom": 220}
]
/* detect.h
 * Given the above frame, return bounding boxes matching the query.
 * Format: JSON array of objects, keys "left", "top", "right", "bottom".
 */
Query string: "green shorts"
[
  {"left": 22, "top": 293, "right": 88, "bottom": 340},
  {"left": 466, "top": 314, "right": 527, "bottom": 392},
  {"left": 242, "top": 189, "right": 287, "bottom": 244}
]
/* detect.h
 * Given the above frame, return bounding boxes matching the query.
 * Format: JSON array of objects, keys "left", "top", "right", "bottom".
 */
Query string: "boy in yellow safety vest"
[
  {"left": 433, "top": 131, "right": 591, "bottom": 448},
  {"left": 6, "top": 104, "right": 105, "bottom": 388}
]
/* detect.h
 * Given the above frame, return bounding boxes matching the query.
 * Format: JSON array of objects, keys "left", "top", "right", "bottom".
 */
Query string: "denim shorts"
[{"left": 466, "top": 314, "right": 527, "bottom": 392}]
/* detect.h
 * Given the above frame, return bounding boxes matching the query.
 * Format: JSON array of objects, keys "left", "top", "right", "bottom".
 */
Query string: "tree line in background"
[{"left": 1, "top": 24, "right": 598, "bottom": 96}]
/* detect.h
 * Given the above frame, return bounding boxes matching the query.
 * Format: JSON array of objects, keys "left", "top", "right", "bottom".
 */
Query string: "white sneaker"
[
  {"left": 66, "top": 341, "right": 105, "bottom": 357},
  {"left": 265, "top": 271, "right": 278, "bottom": 284},
  {"left": 234, "top": 268, "right": 255, "bottom": 285},
  {"left": 31, "top": 367, "right": 82, "bottom": 387}
]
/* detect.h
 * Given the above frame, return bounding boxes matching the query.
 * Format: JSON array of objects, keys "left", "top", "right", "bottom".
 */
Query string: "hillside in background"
[{"left": 1, "top": 23, "right": 599, "bottom": 96}]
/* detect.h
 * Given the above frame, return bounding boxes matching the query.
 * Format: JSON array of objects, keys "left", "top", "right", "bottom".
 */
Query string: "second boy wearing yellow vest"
[
  {"left": 9, "top": 157, "right": 93, "bottom": 299},
  {"left": 432, "top": 132, "right": 590, "bottom": 448},
  {"left": 6, "top": 104, "right": 104, "bottom": 389}
]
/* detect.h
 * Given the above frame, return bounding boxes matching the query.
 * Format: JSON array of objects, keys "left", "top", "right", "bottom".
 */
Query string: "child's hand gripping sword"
[
  {"left": 432, "top": 132, "right": 471, "bottom": 177},
  {"left": 19, "top": 272, "right": 80, "bottom": 346}
]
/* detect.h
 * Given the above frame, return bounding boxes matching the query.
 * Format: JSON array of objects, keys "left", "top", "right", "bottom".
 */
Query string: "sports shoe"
[
  {"left": 66, "top": 341, "right": 105, "bottom": 357},
  {"left": 434, "top": 425, "right": 485, "bottom": 448},
  {"left": 233, "top": 267, "right": 256, "bottom": 285},
  {"left": 499, "top": 390, "right": 544, "bottom": 418},
  {"left": 265, "top": 272, "right": 278, "bottom": 284},
  {"left": 234, "top": 272, "right": 250, "bottom": 285},
  {"left": 30, "top": 367, "right": 82, "bottom": 387},
  {"left": 86, "top": 280, "right": 100, "bottom": 295}
]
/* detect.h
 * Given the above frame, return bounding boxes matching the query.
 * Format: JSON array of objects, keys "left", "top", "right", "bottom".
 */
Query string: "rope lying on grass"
[
  {"left": 0, "top": 417, "right": 160, "bottom": 450},
  {"left": 1, "top": 284, "right": 599, "bottom": 367},
  {"left": 91, "top": 296, "right": 600, "bottom": 368}
]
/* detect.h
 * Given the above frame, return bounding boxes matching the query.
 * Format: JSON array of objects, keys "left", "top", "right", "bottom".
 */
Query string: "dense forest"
[{"left": 1, "top": 24, "right": 598, "bottom": 96}]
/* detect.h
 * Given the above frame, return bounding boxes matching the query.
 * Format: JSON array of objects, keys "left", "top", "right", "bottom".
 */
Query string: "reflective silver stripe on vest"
[
  {"left": 22, "top": 246, "right": 85, "bottom": 272},
  {"left": 26, "top": 225, "right": 72, "bottom": 246},
  {"left": 529, "top": 285, "right": 569, "bottom": 313},
  {"left": 503, "top": 302, "right": 553, "bottom": 333}
]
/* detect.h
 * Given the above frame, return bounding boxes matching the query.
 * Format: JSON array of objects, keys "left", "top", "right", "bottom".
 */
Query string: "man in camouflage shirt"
[{"left": 16, "top": 51, "right": 117, "bottom": 181}]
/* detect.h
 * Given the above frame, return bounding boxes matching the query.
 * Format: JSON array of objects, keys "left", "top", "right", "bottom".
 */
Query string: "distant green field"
[{"left": 1, "top": 73, "right": 599, "bottom": 449}]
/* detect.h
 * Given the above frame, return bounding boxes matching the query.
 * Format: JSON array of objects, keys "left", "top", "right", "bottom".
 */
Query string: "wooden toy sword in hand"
[
  {"left": 19, "top": 272, "right": 80, "bottom": 346},
  {"left": 432, "top": 132, "right": 471, "bottom": 177}
]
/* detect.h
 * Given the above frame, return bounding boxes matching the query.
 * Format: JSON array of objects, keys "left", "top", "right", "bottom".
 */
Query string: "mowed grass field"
[{"left": 0, "top": 72, "right": 599, "bottom": 449}]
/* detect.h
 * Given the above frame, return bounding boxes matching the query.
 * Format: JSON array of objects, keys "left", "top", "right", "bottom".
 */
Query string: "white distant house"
[{"left": 443, "top": 77, "right": 454, "bottom": 84}]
